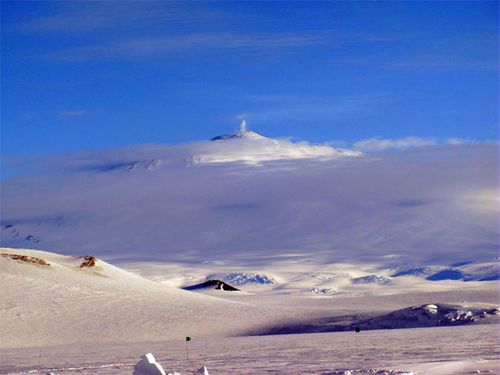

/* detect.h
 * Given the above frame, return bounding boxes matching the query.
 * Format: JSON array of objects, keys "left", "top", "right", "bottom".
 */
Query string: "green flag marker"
[{"left": 185, "top": 336, "right": 191, "bottom": 360}]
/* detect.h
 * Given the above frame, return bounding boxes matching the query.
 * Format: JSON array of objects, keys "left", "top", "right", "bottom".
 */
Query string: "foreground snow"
[
  {"left": 1, "top": 325, "right": 497, "bottom": 374},
  {"left": 1, "top": 247, "right": 498, "bottom": 375}
]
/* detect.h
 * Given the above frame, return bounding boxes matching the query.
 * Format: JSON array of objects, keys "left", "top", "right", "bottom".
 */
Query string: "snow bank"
[{"left": 133, "top": 353, "right": 166, "bottom": 375}]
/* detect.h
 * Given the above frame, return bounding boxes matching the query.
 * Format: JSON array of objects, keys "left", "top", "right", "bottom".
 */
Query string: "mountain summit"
[
  {"left": 191, "top": 120, "right": 361, "bottom": 165},
  {"left": 210, "top": 120, "right": 268, "bottom": 141}
]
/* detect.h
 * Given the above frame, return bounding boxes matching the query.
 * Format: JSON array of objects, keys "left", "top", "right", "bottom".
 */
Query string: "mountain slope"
[{"left": 0, "top": 247, "right": 273, "bottom": 349}]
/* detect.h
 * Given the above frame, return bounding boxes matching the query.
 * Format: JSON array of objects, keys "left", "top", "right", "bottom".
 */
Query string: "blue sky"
[{"left": 1, "top": 1, "right": 498, "bottom": 156}]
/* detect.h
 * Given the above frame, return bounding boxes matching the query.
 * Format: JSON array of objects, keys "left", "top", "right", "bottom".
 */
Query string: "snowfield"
[
  {"left": 1, "top": 325, "right": 498, "bottom": 374},
  {"left": 1, "top": 247, "right": 498, "bottom": 374},
  {"left": 1, "top": 130, "right": 498, "bottom": 374}
]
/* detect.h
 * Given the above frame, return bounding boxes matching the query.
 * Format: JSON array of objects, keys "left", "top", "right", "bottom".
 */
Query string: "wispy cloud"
[
  {"left": 15, "top": 2, "right": 226, "bottom": 34},
  {"left": 387, "top": 59, "right": 499, "bottom": 72},
  {"left": 353, "top": 137, "right": 438, "bottom": 151},
  {"left": 353, "top": 137, "right": 474, "bottom": 152},
  {"left": 43, "top": 33, "right": 328, "bottom": 62},
  {"left": 57, "top": 110, "right": 88, "bottom": 118},
  {"left": 240, "top": 93, "right": 392, "bottom": 124},
  {"left": 339, "top": 30, "right": 499, "bottom": 72}
]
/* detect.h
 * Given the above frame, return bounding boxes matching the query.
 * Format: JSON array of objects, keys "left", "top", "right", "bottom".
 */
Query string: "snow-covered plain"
[
  {"left": 1, "top": 128, "right": 499, "bottom": 374},
  {"left": 1, "top": 325, "right": 498, "bottom": 374},
  {"left": 1, "top": 247, "right": 499, "bottom": 374}
]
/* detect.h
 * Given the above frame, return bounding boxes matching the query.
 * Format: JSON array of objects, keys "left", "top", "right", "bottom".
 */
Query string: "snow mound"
[{"left": 133, "top": 353, "right": 166, "bottom": 375}]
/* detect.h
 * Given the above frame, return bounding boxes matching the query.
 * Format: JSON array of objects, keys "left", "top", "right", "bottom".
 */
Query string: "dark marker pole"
[{"left": 185, "top": 336, "right": 191, "bottom": 360}]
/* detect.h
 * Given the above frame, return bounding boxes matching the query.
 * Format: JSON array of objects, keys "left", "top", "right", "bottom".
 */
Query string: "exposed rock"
[
  {"left": 183, "top": 279, "right": 239, "bottom": 291},
  {"left": 79, "top": 256, "right": 97, "bottom": 268},
  {"left": 1, "top": 253, "right": 50, "bottom": 266}
]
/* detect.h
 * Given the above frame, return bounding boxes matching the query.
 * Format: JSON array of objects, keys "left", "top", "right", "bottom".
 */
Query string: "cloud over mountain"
[{"left": 1, "top": 129, "right": 498, "bottom": 271}]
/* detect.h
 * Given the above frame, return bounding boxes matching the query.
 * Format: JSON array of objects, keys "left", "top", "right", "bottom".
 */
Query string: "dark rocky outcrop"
[
  {"left": 1, "top": 253, "right": 50, "bottom": 266},
  {"left": 183, "top": 279, "right": 240, "bottom": 291},
  {"left": 79, "top": 256, "right": 97, "bottom": 268}
]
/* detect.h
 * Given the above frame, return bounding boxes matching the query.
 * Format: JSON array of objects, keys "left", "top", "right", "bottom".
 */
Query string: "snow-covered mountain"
[
  {"left": 191, "top": 120, "right": 360, "bottom": 165},
  {"left": 1, "top": 128, "right": 498, "bottom": 282}
]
